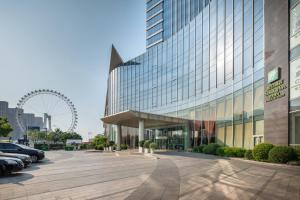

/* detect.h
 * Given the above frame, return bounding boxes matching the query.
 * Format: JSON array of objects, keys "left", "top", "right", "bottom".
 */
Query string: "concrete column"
[
  {"left": 155, "top": 129, "right": 159, "bottom": 140},
  {"left": 116, "top": 124, "right": 121, "bottom": 151},
  {"left": 138, "top": 120, "right": 144, "bottom": 153}
]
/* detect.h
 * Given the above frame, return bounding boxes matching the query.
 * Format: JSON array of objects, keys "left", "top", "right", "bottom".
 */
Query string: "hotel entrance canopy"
[{"left": 101, "top": 110, "right": 188, "bottom": 128}]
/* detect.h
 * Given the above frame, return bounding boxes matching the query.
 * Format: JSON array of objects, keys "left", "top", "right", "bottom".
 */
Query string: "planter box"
[
  {"left": 150, "top": 149, "right": 155, "bottom": 154},
  {"left": 139, "top": 147, "right": 143, "bottom": 153},
  {"left": 144, "top": 148, "right": 150, "bottom": 154}
]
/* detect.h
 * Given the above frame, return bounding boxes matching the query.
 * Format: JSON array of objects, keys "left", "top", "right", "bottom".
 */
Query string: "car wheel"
[{"left": 31, "top": 155, "right": 38, "bottom": 163}]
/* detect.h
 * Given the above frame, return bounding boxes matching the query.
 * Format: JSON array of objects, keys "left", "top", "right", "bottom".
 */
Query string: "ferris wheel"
[{"left": 16, "top": 89, "right": 78, "bottom": 133}]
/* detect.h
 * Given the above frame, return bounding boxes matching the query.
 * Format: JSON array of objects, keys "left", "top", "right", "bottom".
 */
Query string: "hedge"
[
  {"left": 253, "top": 143, "right": 274, "bottom": 161},
  {"left": 216, "top": 147, "right": 226, "bottom": 156},
  {"left": 34, "top": 144, "right": 49, "bottom": 151},
  {"left": 65, "top": 146, "right": 74, "bottom": 151},
  {"left": 202, "top": 143, "right": 220, "bottom": 155},
  {"left": 223, "top": 147, "right": 246, "bottom": 157},
  {"left": 192, "top": 145, "right": 206, "bottom": 153},
  {"left": 244, "top": 149, "right": 254, "bottom": 160},
  {"left": 49, "top": 143, "right": 64, "bottom": 150},
  {"left": 95, "top": 144, "right": 104, "bottom": 150},
  {"left": 268, "top": 146, "right": 297, "bottom": 163}
]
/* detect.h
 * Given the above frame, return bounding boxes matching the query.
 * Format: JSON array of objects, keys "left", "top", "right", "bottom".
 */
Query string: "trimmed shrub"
[
  {"left": 120, "top": 144, "right": 128, "bottom": 150},
  {"left": 150, "top": 143, "right": 157, "bottom": 149},
  {"left": 192, "top": 146, "right": 199, "bottom": 152},
  {"left": 49, "top": 143, "right": 64, "bottom": 150},
  {"left": 34, "top": 144, "right": 49, "bottom": 151},
  {"left": 95, "top": 144, "right": 104, "bottom": 151},
  {"left": 198, "top": 145, "right": 206, "bottom": 153},
  {"left": 64, "top": 146, "right": 74, "bottom": 151},
  {"left": 203, "top": 143, "right": 220, "bottom": 155},
  {"left": 79, "top": 144, "right": 87, "bottom": 150},
  {"left": 143, "top": 140, "right": 151, "bottom": 149},
  {"left": 294, "top": 147, "right": 300, "bottom": 160},
  {"left": 268, "top": 146, "right": 297, "bottom": 163},
  {"left": 244, "top": 149, "right": 254, "bottom": 160},
  {"left": 253, "top": 143, "right": 274, "bottom": 161},
  {"left": 139, "top": 140, "right": 145, "bottom": 147},
  {"left": 223, "top": 147, "right": 246, "bottom": 157},
  {"left": 216, "top": 147, "right": 225, "bottom": 156},
  {"left": 109, "top": 141, "right": 115, "bottom": 146}
]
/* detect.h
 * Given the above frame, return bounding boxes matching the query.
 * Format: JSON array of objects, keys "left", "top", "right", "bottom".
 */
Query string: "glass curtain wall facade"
[
  {"left": 106, "top": 0, "right": 265, "bottom": 149},
  {"left": 290, "top": 0, "right": 300, "bottom": 145}
]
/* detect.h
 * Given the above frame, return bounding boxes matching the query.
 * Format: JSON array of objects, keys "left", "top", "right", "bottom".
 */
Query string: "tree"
[
  {"left": 92, "top": 135, "right": 108, "bottom": 147},
  {"left": 60, "top": 132, "right": 82, "bottom": 143},
  {"left": 28, "top": 131, "right": 47, "bottom": 142},
  {"left": 45, "top": 128, "right": 82, "bottom": 144},
  {"left": 47, "top": 129, "right": 62, "bottom": 143},
  {"left": 0, "top": 117, "right": 13, "bottom": 137}
]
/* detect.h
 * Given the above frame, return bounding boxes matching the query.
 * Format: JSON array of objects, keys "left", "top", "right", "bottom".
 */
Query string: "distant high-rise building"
[{"left": 0, "top": 101, "right": 43, "bottom": 140}]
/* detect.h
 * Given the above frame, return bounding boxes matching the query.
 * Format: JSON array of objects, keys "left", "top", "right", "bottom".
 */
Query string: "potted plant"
[
  {"left": 143, "top": 140, "right": 151, "bottom": 154},
  {"left": 139, "top": 140, "right": 145, "bottom": 153},
  {"left": 149, "top": 142, "right": 157, "bottom": 154},
  {"left": 109, "top": 141, "right": 115, "bottom": 151}
]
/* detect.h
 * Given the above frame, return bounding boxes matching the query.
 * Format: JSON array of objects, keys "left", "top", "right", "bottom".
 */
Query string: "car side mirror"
[{"left": 18, "top": 148, "right": 22, "bottom": 151}]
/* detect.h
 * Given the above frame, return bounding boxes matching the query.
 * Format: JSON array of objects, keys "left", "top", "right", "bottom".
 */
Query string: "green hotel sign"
[
  {"left": 265, "top": 68, "right": 287, "bottom": 102},
  {"left": 268, "top": 68, "right": 280, "bottom": 83}
]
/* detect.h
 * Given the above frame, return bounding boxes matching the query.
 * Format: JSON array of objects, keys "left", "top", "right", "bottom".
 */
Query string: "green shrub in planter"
[
  {"left": 49, "top": 143, "right": 64, "bottom": 150},
  {"left": 216, "top": 147, "right": 225, "bottom": 156},
  {"left": 139, "top": 140, "right": 145, "bottom": 147},
  {"left": 34, "top": 144, "right": 49, "bottom": 151},
  {"left": 244, "top": 149, "right": 254, "bottom": 160},
  {"left": 253, "top": 143, "right": 274, "bottom": 161},
  {"left": 268, "top": 146, "right": 297, "bottom": 163},
  {"left": 64, "top": 146, "right": 74, "bottom": 151},
  {"left": 120, "top": 144, "right": 128, "bottom": 150},
  {"left": 143, "top": 140, "right": 151, "bottom": 149},
  {"left": 149, "top": 143, "right": 157, "bottom": 150},
  {"left": 223, "top": 147, "right": 246, "bottom": 157},
  {"left": 203, "top": 143, "right": 220, "bottom": 155},
  {"left": 95, "top": 144, "right": 104, "bottom": 151},
  {"left": 109, "top": 141, "right": 115, "bottom": 146}
]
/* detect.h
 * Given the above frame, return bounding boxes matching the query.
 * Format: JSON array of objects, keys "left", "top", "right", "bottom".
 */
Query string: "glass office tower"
[{"left": 104, "top": 0, "right": 295, "bottom": 150}]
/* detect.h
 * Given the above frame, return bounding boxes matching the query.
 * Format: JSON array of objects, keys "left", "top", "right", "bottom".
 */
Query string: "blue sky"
[{"left": 0, "top": 0, "right": 146, "bottom": 141}]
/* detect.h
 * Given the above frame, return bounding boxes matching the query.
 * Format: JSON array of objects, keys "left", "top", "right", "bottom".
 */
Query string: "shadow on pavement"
[
  {"left": 24, "top": 158, "right": 53, "bottom": 172},
  {"left": 0, "top": 172, "right": 34, "bottom": 185}
]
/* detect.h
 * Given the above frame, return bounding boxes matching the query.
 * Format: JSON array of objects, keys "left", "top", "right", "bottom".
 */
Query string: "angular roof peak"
[{"left": 109, "top": 44, "right": 123, "bottom": 72}]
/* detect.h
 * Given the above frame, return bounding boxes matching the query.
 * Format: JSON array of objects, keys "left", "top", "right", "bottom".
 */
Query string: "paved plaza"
[{"left": 0, "top": 151, "right": 299, "bottom": 200}]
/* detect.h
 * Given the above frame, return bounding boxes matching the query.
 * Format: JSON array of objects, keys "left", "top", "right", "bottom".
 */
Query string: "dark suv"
[{"left": 0, "top": 143, "right": 44, "bottom": 163}]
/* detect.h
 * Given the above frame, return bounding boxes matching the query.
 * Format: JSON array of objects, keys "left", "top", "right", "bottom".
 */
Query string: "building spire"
[{"left": 109, "top": 44, "right": 123, "bottom": 72}]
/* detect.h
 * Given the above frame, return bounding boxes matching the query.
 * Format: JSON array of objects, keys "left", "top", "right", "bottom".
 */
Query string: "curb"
[{"left": 229, "top": 157, "right": 300, "bottom": 169}]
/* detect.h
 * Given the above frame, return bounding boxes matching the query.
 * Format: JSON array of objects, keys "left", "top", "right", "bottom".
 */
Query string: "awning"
[{"left": 101, "top": 110, "right": 188, "bottom": 128}]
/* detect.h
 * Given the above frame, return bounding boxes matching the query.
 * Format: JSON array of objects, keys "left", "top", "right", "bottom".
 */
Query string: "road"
[{"left": 0, "top": 150, "right": 299, "bottom": 200}]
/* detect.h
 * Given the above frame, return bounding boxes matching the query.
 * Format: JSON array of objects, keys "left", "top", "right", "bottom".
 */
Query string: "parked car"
[
  {"left": 0, "top": 151, "right": 32, "bottom": 167},
  {"left": 0, "top": 157, "right": 24, "bottom": 175},
  {"left": 0, "top": 143, "right": 45, "bottom": 163}
]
